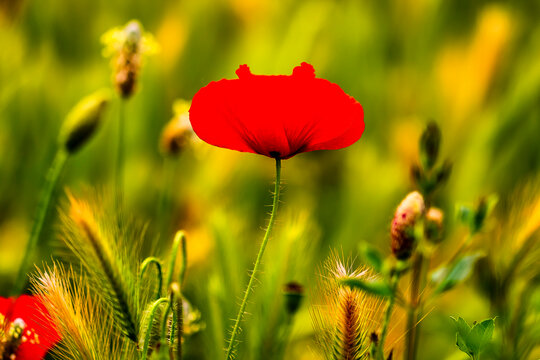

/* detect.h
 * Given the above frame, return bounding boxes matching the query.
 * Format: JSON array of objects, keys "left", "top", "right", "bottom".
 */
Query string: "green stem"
[
  {"left": 13, "top": 149, "right": 68, "bottom": 294},
  {"left": 157, "top": 157, "right": 177, "bottom": 239},
  {"left": 115, "top": 100, "right": 125, "bottom": 218},
  {"left": 141, "top": 297, "right": 169, "bottom": 360},
  {"left": 379, "top": 273, "right": 400, "bottom": 360},
  {"left": 166, "top": 231, "right": 186, "bottom": 288},
  {"left": 170, "top": 283, "right": 183, "bottom": 360},
  {"left": 225, "top": 158, "right": 282, "bottom": 360},
  {"left": 140, "top": 257, "right": 163, "bottom": 300},
  {"left": 405, "top": 254, "right": 423, "bottom": 360}
]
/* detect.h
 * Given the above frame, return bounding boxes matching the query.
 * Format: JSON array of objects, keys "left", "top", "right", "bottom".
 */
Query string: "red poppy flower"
[
  {"left": 188, "top": 62, "right": 364, "bottom": 159},
  {"left": 1, "top": 295, "right": 60, "bottom": 359}
]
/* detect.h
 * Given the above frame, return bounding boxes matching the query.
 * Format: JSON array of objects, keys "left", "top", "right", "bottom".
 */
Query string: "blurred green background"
[{"left": 1, "top": 0, "right": 540, "bottom": 359}]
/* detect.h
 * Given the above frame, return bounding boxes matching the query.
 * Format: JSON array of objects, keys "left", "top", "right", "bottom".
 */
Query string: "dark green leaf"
[
  {"left": 339, "top": 277, "right": 393, "bottom": 297},
  {"left": 434, "top": 253, "right": 484, "bottom": 294},
  {"left": 358, "top": 242, "right": 383, "bottom": 273},
  {"left": 451, "top": 317, "right": 496, "bottom": 359}
]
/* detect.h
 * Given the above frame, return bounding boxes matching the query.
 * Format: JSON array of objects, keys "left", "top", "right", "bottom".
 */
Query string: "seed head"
[
  {"left": 101, "top": 20, "right": 158, "bottom": 98},
  {"left": 391, "top": 191, "right": 425, "bottom": 260}
]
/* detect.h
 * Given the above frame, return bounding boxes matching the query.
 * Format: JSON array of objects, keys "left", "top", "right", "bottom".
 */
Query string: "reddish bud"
[{"left": 391, "top": 191, "right": 425, "bottom": 260}]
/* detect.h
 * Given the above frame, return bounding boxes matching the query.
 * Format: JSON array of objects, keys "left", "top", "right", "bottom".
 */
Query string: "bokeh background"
[{"left": 1, "top": 0, "right": 539, "bottom": 359}]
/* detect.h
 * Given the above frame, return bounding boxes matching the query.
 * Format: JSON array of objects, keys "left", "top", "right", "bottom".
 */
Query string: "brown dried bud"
[
  {"left": 391, "top": 191, "right": 425, "bottom": 260},
  {"left": 425, "top": 207, "right": 444, "bottom": 243},
  {"left": 283, "top": 281, "right": 304, "bottom": 315}
]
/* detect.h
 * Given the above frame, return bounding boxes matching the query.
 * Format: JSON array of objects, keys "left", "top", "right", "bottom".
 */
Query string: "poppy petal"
[
  {"left": 189, "top": 62, "right": 364, "bottom": 159},
  {"left": 4, "top": 295, "right": 60, "bottom": 359}
]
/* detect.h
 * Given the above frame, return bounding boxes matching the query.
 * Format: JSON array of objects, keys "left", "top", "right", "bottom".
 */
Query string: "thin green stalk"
[
  {"left": 170, "top": 283, "right": 183, "bottom": 360},
  {"left": 140, "top": 257, "right": 163, "bottom": 300},
  {"left": 225, "top": 158, "right": 282, "bottom": 360},
  {"left": 141, "top": 297, "right": 169, "bottom": 360},
  {"left": 13, "top": 149, "right": 68, "bottom": 294},
  {"left": 405, "top": 254, "right": 423, "bottom": 360},
  {"left": 166, "top": 231, "right": 186, "bottom": 288},
  {"left": 157, "top": 157, "right": 177, "bottom": 238},
  {"left": 115, "top": 100, "right": 125, "bottom": 218},
  {"left": 378, "top": 273, "right": 400, "bottom": 360}
]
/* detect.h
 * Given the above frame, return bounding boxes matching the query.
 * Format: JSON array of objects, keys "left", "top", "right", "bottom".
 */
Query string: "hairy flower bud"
[
  {"left": 425, "top": 207, "right": 444, "bottom": 243},
  {"left": 59, "top": 89, "right": 111, "bottom": 153},
  {"left": 391, "top": 191, "right": 425, "bottom": 260},
  {"left": 283, "top": 281, "right": 304, "bottom": 315}
]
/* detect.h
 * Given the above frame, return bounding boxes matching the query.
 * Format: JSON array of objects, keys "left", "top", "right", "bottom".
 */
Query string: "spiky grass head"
[
  {"left": 59, "top": 191, "right": 144, "bottom": 343},
  {"left": 312, "top": 256, "right": 386, "bottom": 360},
  {"left": 32, "top": 263, "right": 135, "bottom": 360}
]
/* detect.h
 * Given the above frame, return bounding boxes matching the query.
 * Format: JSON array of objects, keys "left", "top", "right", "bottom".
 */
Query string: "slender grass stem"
[
  {"left": 166, "top": 231, "right": 186, "bottom": 289},
  {"left": 378, "top": 273, "right": 400, "bottom": 360},
  {"left": 225, "top": 158, "right": 282, "bottom": 360},
  {"left": 141, "top": 297, "right": 169, "bottom": 360},
  {"left": 115, "top": 100, "right": 125, "bottom": 219},
  {"left": 13, "top": 149, "right": 68, "bottom": 294},
  {"left": 405, "top": 254, "right": 423, "bottom": 360},
  {"left": 140, "top": 257, "right": 163, "bottom": 300},
  {"left": 157, "top": 157, "right": 177, "bottom": 239},
  {"left": 169, "top": 283, "right": 183, "bottom": 360}
]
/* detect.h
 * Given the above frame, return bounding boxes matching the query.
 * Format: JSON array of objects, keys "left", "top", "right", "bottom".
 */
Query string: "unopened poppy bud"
[
  {"left": 425, "top": 207, "right": 444, "bottom": 243},
  {"left": 59, "top": 89, "right": 111, "bottom": 153},
  {"left": 160, "top": 100, "right": 193, "bottom": 156},
  {"left": 391, "top": 191, "right": 425, "bottom": 260},
  {"left": 420, "top": 121, "right": 441, "bottom": 170},
  {"left": 283, "top": 281, "right": 304, "bottom": 315}
]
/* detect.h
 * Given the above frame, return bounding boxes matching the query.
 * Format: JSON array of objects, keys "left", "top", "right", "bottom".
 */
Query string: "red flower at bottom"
[
  {"left": 189, "top": 62, "right": 364, "bottom": 159},
  {"left": 1, "top": 295, "right": 60, "bottom": 359}
]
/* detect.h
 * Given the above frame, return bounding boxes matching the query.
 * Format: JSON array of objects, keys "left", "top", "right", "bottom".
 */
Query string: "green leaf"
[
  {"left": 451, "top": 317, "right": 496, "bottom": 359},
  {"left": 433, "top": 253, "right": 484, "bottom": 294},
  {"left": 339, "top": 277, "right": 393, "bottom": 297},
  {"left": 468, "top": 319, "right": 495, "bottom": 355},
  {"left": 358, "top": 242, "right": 383, "bottom": 273},
  {"left": 452, "top": 317, "right": 472, "bottom": 356}
]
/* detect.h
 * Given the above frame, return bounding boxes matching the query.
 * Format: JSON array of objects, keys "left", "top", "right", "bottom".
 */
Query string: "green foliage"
[
  {"left": 432, "top": 253, "right": 484, "bottom": 294},
  {"left": 456, "top": 195, "right": 499, "bottom": 234},
  {"left": 358, "top": 242, "right": 384, "bottom": 273},
  {"left": 339, "top": 277, "right": 393, "bottom": 298},
  {"left": 451, "top": 317, "right": 496, "bottom": 360}
]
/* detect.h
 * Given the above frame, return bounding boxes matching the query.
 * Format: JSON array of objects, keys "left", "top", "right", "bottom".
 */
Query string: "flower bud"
[
  {"left": 59, "top": 89, "right": 111, "bottom": 154},
  {"left": 101, "top": 20, "right": 158, "bottom": 99},
  {"left": 425, "top": 207, "right": 444, "bottom": 243},
  {"left": 391, "top": 191, "right": 425, "bottom": 260},
  {"left": 160, "top": 100, "right": 193, "bottom": 156},
  {"left": 283, "top": 281, "right": 304, "bottom": 315},
  {"left": 420, "top": 121, "right": 441, "bottom": 170}
]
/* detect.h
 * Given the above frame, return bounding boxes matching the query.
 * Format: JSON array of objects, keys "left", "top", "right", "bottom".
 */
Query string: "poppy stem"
[
  {"left": 13, "top": 149, "right": 68, "bottom": 294},
  {"left": 225, "top": 158, "right": 281, "bottom": 360}
]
